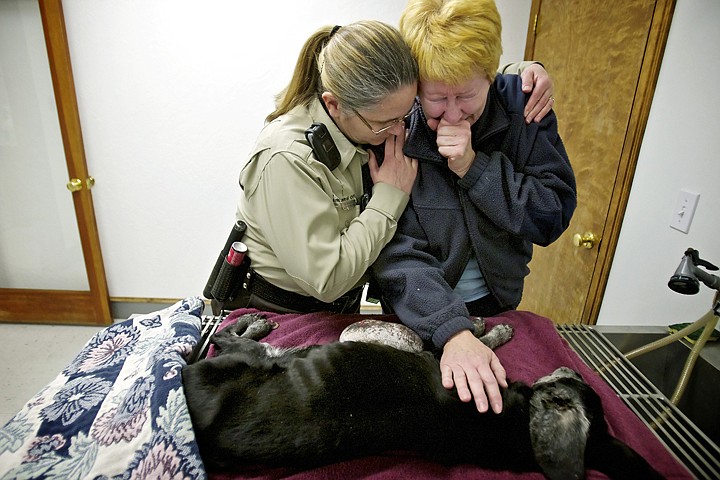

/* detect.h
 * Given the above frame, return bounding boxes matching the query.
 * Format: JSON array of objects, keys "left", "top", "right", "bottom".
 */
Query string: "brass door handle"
[
  {"left": 66, "top": 178, "right": 82, "bottom": 192},
  {"left": 573, "top": 232, "right": 599, "bottom": 249},
  {"left": 66, "top": 177, "right": 95, "bottom": 192}
]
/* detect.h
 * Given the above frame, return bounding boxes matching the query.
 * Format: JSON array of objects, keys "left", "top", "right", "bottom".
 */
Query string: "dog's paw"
[
  {"left": 242, "top": 316, "right": 278, "bottom": 340},
  {"left": 470, "top": 316, "right": 486, "bottom": 337},
  {"left": 478, "top": 324, "right": 514, "bottom": 349},
  {"left": 224, "top": 313, "right": 268, "bottom": 337},
  {"left": 340, "top": 320, "right": 424, "bottom": 353}
]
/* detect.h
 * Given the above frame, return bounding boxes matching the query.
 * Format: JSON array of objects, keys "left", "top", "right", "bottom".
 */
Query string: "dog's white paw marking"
[
  {"left": 479, "top": 324, "right": 514, "bottom": 349},
  {"left": 340, "top": 320, "right": 424, "bottom": 353}
]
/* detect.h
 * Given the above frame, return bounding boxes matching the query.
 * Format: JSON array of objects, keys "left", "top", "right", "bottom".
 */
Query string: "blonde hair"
[
  {"left": 399, "top": 0, "right": 502, "bottom": 85},
  {"left": 267, "top": 21, "right": 418, "bottom": 122}
]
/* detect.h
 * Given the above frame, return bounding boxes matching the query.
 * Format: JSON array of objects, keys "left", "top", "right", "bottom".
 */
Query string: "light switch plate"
[{"left": 670, "top": 189, "right": 700, "bottom": 234}]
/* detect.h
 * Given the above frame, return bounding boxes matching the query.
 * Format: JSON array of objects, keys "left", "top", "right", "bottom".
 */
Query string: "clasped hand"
[
  {"left": 368, "top": 130, "right": 418, "bottom": 195},
  {"left": 427, "top": 118, "right": 475, "bottom": 178}
]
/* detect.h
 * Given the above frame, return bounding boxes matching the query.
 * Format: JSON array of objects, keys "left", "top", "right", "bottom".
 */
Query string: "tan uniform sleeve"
[{"left": 245, "top": 151, "right": 409, "bottom": 302}]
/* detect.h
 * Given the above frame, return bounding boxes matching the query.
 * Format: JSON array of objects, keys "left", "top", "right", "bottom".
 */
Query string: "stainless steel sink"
[
  {"left": 557, "top": 324, "right": 720, "bottom": 479},
  {"left": 597, "top": 326, "right": 720, "bottom": 445}
]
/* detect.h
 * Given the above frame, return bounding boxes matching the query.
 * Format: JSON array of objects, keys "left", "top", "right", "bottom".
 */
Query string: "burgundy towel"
[{"left": 206, "top": 309, "right": 692, "bottom": 479}]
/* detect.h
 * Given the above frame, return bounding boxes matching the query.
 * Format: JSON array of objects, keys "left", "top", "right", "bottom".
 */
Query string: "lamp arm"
[{"left": 693, "top": 265, "right": 720, "bottom": 292}]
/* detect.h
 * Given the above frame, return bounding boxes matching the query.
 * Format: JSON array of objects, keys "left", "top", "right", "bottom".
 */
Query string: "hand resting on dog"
[
  {"left": 341, "top": 316, "right": 509, "bottom": 414},
  {"left": 442, "top": 329, "right": 507, "bottom": 414}
]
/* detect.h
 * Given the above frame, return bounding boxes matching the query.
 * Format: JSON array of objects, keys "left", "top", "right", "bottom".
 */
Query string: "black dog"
[{"left": 182, "top": 314, "right": 662, "bottom": 479}]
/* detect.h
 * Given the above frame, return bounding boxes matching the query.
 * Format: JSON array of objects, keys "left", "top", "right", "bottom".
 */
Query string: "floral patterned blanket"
[{"left": 0, "top": 297, "right": 207, "bottom": 480}]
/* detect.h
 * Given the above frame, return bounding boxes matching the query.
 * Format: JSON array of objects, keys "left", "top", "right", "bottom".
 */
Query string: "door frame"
[
  {"left": 0, "top": 0, "right": 111, "bottom": 325},
  {"left": 524, "top": 0, "right": 676, "bottom": 323}
]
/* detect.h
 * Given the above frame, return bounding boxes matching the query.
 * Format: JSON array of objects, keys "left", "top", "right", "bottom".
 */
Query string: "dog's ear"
[
  {"left": 502, "top": 381, "right": 533, "bottom": 410},
  {"left": 529, "top": 379, "right": 590, "bottom": 480},
  {"left": 584, "top": 435, "right": 665, "bottom": 480},
  {"left": 580, "top": 384, "right": 665, "bottom": 480}
]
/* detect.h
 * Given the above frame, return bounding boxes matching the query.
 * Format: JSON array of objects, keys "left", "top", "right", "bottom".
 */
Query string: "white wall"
[
  {"left": 597, "top": 0, "right": 720, "bottom": 326},
  {"left": 58, "top": 0, "right": 719, "bottom": 327},
  {"left": 58, "top": 0, "right": 530, "bottom": 299}
]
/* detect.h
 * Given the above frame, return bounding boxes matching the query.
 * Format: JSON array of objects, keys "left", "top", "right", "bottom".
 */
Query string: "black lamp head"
[
  {"left": 668, "top": 275, "right": 700, "bottom": 295},
  {"left": 668, "top": 248, "right": 720, "bottom": 295}
]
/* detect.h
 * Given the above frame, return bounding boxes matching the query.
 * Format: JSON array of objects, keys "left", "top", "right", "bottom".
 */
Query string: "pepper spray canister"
[
  {"left": 210, "top": 241, "right": 249, "bottom": 302},
  {"left": 203, "top": 220, "right": 247, "bottom": 299},
  {"left": 226, "top": 241, "right": 247, "bottom": 267}
]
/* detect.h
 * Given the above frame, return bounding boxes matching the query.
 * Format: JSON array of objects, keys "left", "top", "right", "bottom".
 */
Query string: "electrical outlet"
[{"left": 670, "top": 189, "right": 700, "bottom": 233}]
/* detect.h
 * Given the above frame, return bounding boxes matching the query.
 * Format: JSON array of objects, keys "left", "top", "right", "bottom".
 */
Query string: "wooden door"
[
  {"left": 0, "top": 0, "right": 111, "bottom": 325},
  {"left": 518, "top": 0, "right": 675, "bottom": 324}
]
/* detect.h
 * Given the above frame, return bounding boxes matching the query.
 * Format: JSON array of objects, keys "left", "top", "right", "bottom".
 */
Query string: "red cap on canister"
[{"left": 226, "top": 241, "right": 247, "bottom": 267}]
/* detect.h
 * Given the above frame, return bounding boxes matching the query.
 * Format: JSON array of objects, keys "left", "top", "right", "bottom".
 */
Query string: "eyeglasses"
[{"left": 354, "top": 103, "right": 419, "bottom": 135}]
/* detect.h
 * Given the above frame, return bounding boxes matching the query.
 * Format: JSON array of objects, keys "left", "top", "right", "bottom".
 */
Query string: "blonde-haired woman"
[{"left": 374, "top": 0, "right": 576, "bottom": 415}]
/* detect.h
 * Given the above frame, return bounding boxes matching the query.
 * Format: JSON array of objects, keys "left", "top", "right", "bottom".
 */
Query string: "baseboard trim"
[
  {"left": 110, "top": 296, "right": 382, "bottom": 320},
  {"left": 110, "top": 297, "right": 212, "bottom": 320}
]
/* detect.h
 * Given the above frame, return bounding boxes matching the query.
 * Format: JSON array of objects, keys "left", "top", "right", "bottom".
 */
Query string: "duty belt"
[{"left": 247, "top": 270, "right": 363, "bottom": 314}]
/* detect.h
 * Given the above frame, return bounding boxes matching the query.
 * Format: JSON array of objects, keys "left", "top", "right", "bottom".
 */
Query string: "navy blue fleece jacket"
[{"left": 372, "top": 74, "right": 576, "bottom": 348}]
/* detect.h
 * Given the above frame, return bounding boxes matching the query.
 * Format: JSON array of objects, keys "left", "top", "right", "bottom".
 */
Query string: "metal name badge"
[{"left": 333, "top": 194, "right": 358, "bottom": 211}]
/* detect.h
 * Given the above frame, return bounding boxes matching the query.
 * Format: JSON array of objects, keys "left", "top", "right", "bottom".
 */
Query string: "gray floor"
[{"left": 0, "top": 322, "right": 103, "bottom": 427}]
